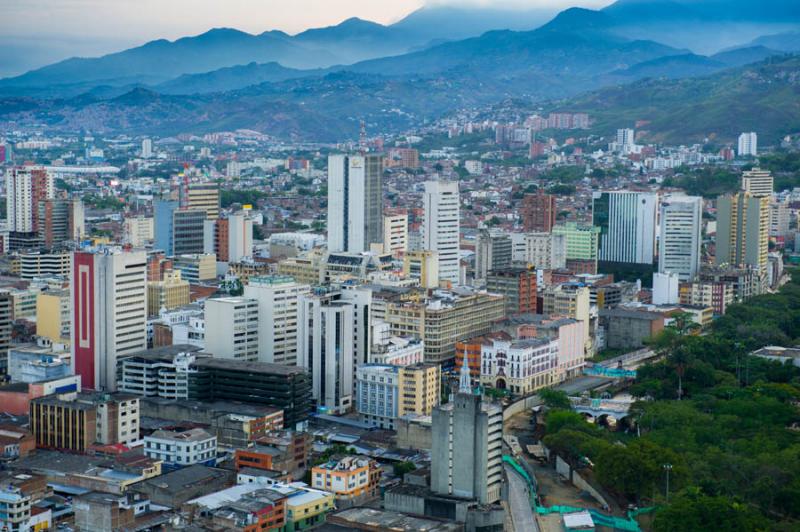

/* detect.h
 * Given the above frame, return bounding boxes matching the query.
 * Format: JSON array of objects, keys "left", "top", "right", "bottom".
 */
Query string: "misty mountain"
[
  {"left": 598, "top": 0, "right": 800, "bottom": 54},
  {"left": 154, "top": 62, "right": 320, "bottom": 95},
  {"left": 550, "top": 54, "right": 800, "bottom": 144},
  {"left": 745, "top": 31, "right": 800, "bottom": 52}
]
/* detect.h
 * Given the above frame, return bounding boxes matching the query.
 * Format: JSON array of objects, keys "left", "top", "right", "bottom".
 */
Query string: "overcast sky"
[{"left": 0, "top": 0, "right": 609, "bottom": 76}]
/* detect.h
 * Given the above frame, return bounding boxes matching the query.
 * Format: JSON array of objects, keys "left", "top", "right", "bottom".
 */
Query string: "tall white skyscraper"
[
  {"left": 738, "top": 132, "right": 758, "bottom": 157},
  {"left": 423, "top": 180, "right": 460, "bottom": 284},
  {"left": 227, "top": 211, "right": 254, "bottom": 263},
  {"left": 615, "top": 128, "right": 636, "bottom": 153},
  {"left": 327, "top": 154, "right": 383, "bottom": 253},
  {"left": 243, "top": 275, "right": 310, "bottom": 365},
  {"left": 659, "top": 195, "right": 703, "bottom": 281},
  {"left": 141, "top": 138, "right": 153, "bottom": 158},
  {"left": 71, "top": 248, "right": 147, "bottom": 391},
  {"left": 592, "top": 191, "right": 658, "bottom": 265}
]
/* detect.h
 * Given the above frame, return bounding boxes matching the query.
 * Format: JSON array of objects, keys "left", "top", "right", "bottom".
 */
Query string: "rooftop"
[
  {"left": 148, "top": 427, "right": 214, "bottom": 442},
  {"left": 326, "top": 507, "right": 462, "bottom": 532}
]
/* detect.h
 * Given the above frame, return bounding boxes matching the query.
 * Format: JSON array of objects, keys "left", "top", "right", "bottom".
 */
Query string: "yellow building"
[
  {"left": 36, "top": 289, "right": 71, "bottom": 344},
  {"left": 716, "top": 191, "right": 769, "bottom": 274},
  {"left": 147, "top": 269, "right": 190, "bottom": 316},
  {"left": 398, "top": 363, "right": 440, "bottom": 417},
  {"left": 228, "top": 260, "right": 274, "bottom": 285},
  {"left": 403, "top": 250, "right": 439, "bottom": 289},
  {"left": 311, "top": 456, "right": 381, "bottom": 502},
  {"left": 285, "top": 488, "right": 335, "bottom": 530},
  {"left": 276, "top": 251, "right": 325, "bottom": 285},
  {"left": 186, "top": 182, "right": 220, "bottom": 219},
  {"left": 173, "top": 253, "right": 217, "bottom": 283}
]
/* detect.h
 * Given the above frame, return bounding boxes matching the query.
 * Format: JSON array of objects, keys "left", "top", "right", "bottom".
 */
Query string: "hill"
[{"left": 550, "top": 54, "right": 800, "bottom": 144}]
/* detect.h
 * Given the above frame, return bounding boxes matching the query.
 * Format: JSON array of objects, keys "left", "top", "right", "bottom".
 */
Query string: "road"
[{"left": 505, "top": 463, "right": 539, "bottom": 532}]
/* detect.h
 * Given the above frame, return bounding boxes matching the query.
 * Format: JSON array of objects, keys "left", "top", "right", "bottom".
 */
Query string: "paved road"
[{"left": 505, "top": 463, "right": 540, "bottom": 532}]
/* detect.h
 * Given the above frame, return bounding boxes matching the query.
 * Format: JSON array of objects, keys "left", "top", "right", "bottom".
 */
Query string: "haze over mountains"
[{"left": 1, "top": 0, "right": 799, "bottom": 142}]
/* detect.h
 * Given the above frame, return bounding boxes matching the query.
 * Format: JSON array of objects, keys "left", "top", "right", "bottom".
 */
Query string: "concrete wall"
[{"left": 554, "top": 455, "right": 610, "bottom": 510}]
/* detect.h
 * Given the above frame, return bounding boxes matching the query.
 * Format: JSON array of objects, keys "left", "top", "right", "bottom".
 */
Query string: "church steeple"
[{"left": 459, "top": 357, "right": 472, "bottom": 394}]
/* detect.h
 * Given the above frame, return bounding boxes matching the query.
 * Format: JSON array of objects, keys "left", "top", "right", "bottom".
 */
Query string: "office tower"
[
  {"left": 431, "top": 363, "right": 503, "bottom": 505},
  {"left": 741, "top": 168, "right": 773, "bottom": 197},
  {"left": 521, "top": 190, "right": 557, "bottom": 232},
  {"left": 124, "top": 216, "right": 155, "bottom": 247},
  {"left": 147, "top": 269, "right": 190, "bottom": 316},
  {"left": 327, "top": 154, "right": 384, "bottom": 253},
  {"left": 154, "top": 200, "right": 179, "bottom": 255},
  {"left": 141, "top": 138, "right": 153, "bottom": 158},
  {"left": 524, "top": 232, "right": 567, "bottom": 270},
  {"left": 738, "top": 132, "right": 758, "bottom": 157},
  {"left": 243, "top": 275, "right": 311, "bottom": 366},
  {"left": 204, "top": 297, "right": 260, "bottom": 361},
  {"left": 298, "top": 288, "right": 371, "bottom": 414},
  {"left": 659, "top": 195, "right": 702, "bottom": 281},
  {"left": 383, "top": 212, "right": 408, "bottom": 256},
  {"left": 37, "top": 198, "right": 82, "bottom": 248},
  {"left": 474, "top": 229, "right": 513, "bottom": 282},
  {"left": 183, "top": 182, "right": 220, "bottom": 219},
  {"left": 403, "top": 250, "right": 439, "bottom": 289},
  {"left": 7, "top": 165, "right": 54, "bottom": 249},
  {"left": 653, "top": 272, "right": 680, "bottom": 305},
  {"left": 0, "top": 291, "right": 10, "bottom": 376},
  {"left": 228, "top": 212, "right": 253, "bottom": 262},
  {"left": 592, "top": 191, "right": 658, "bottom": 265},
  {"left": 552, "top": 223, "right": 600, "bottom": 274},
  {"left": 172, "top": 209, "right": 206, "bottom": 255},
  {"left": 422, "top": 180, "right": 460, "bottom": 284},
  {"left": 716, "top": 191, "right": 769, "bottom": 272},
  {"left": 770, "top": 197, "right": 791, "bottom": 237},
  {"left": 71, "top": 248, "right": 148, "bottom": 391},
  {"left": 486, "top": 267, "right": 537, "bottom": 316},
  {"left": 356, "top": 363, "right": 439, "bottom": 429}
]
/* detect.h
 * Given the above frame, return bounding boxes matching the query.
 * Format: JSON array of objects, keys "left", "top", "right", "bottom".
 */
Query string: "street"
[{"left": 505, "top": 463, "right": 539, "bottom": 532}]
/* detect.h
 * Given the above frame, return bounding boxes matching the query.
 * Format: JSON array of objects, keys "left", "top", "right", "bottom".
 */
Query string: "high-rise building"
[
  {"left": 124, "top": 216, "right": 154, "bottom": 247},
  {"left": 486, "top": 267, "right": 537, "bottom": 315},
  {"left": 7, "top": 165, "right": 54, "bottom": 249},
  {"left": 738, "top": 132, "right": 758, "bottom": 157},
  {"left": 521, "top": 190, "right": 557, "bottom": 232},
  {"left": 0, "top": 291, "right": 11, "bottom": 376},
  {"left": 615, "top": 128, "right": 636, "bottom": 153},
  {"left": 524, "top": 232, "right": 567, "bottom": 270},
  {"left": 154, "top": 200, "right": 179, "bottom": 255},
  {"left": 141, "top": 138, "right": 153, "bottom": 158},
  {"left": 552, "top": 223, "right": 600, "bottom": 273},
  {"left": 204, "top": 297, "right": 260, "bottom": 361},
  {"left": 740, "top": 168, "right": 773, "bottom": 197},
  {"left": 36, "top": 288, "right": 71, "bottom": 345},
  {"left": 356, "top": 363, "right": 439, "bottom": 429},
  {"left": 542, "top": 283, "right": 591, "bottom": 355},
  {"left": 431, "top": 364, "right": 503, "bottom": 505},
  {"left": 298, "top": 288, "right": 371, "bottom": 414},
  {"left": 205, "top": 211, "right": 253, "bottom": 263},
  {"left": 173, "top": 209, "right": 207, "bottom": 256},
  {"left": 71, "top": 248, "right": 148, "bottom": 391},
  {"left": 474, "top": 229, "right": 513, "bottom": 281},
  {"left": 327, "top": 154, "right": 383, "bottom": 253},
  {"left": 592, "top": 191, "right": 657, "bottom": 265},
  {"left": 383, "top": 212, "right": 408, "bottom": 256},
  {"left": 716, "top": 191, "right": 769, "bottom": 273},
  {"left": 37, "top": 198, "right": 83, "bottom": 248},
  {"left": 184, "top": 182, "right": 220, "bottom": 219},
  {"left": 423, "top": 180, "right": 460, "bottom": 284},
  {"left": 658, "top": 195, "right": 702, "bottom": 281},
  {"left": 770, "top": 197, "right": 791, "bottom": 238},
  {"left": 244, "top": 275, "right": 311, "bottom": 366}
]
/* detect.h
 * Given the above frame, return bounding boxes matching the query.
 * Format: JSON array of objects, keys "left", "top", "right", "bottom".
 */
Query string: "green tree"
[
  {"left": 539, "top": 388, "right": 572, "bottom": 410},
  {"left": 394, "top": 461, "right": 417, "bottom": 478}
]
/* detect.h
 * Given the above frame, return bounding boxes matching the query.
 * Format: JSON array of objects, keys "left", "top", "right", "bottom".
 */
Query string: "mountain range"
[{"left": 1, "top": 0, "right": 799, "bottom": 143}]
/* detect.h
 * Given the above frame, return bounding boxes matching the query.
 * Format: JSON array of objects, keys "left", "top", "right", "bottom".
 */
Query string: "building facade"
[{"left": 422, "top": 180, "right": 460, "bottom": 284}]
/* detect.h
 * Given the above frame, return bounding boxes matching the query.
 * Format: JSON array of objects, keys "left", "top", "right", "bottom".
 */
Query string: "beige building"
[
  {"left": 383, "top": 212, "right": 408, "bottom": 257},
  {"left": 36, "top": 289, "right": 71, "bottom": 344},
  {"left": 542, "top": 283, "right": 592, "bottom": 355},
  {"left": 173, "top": 253, "right": 217, "bottom": 283},
  {"left": 403, "top": 250, "right": 439, "bottom": 289},
  {"left": 186, "top": 182, "right": 220, "bottom": 219},
  {"left": 385, "top": 289, "right": 505, "bottom": 365},
  {"left": 716, "top": 191, "right": 769, "bottom": 274},
  {"left": 398, "top": 363, "right": 439, "bottom": 417},
  {"left": 147, "top": 270, "right": 190, "bottom": 316}
]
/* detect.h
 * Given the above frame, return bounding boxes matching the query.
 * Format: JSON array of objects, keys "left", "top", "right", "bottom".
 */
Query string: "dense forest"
[{"left": 542, "top": 272, "right": 800, "bottom": 531}]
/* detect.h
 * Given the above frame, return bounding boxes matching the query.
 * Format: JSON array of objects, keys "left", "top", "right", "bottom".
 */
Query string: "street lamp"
[{"left": 663, "top": 463, "right": 673, "bottom": 503}]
